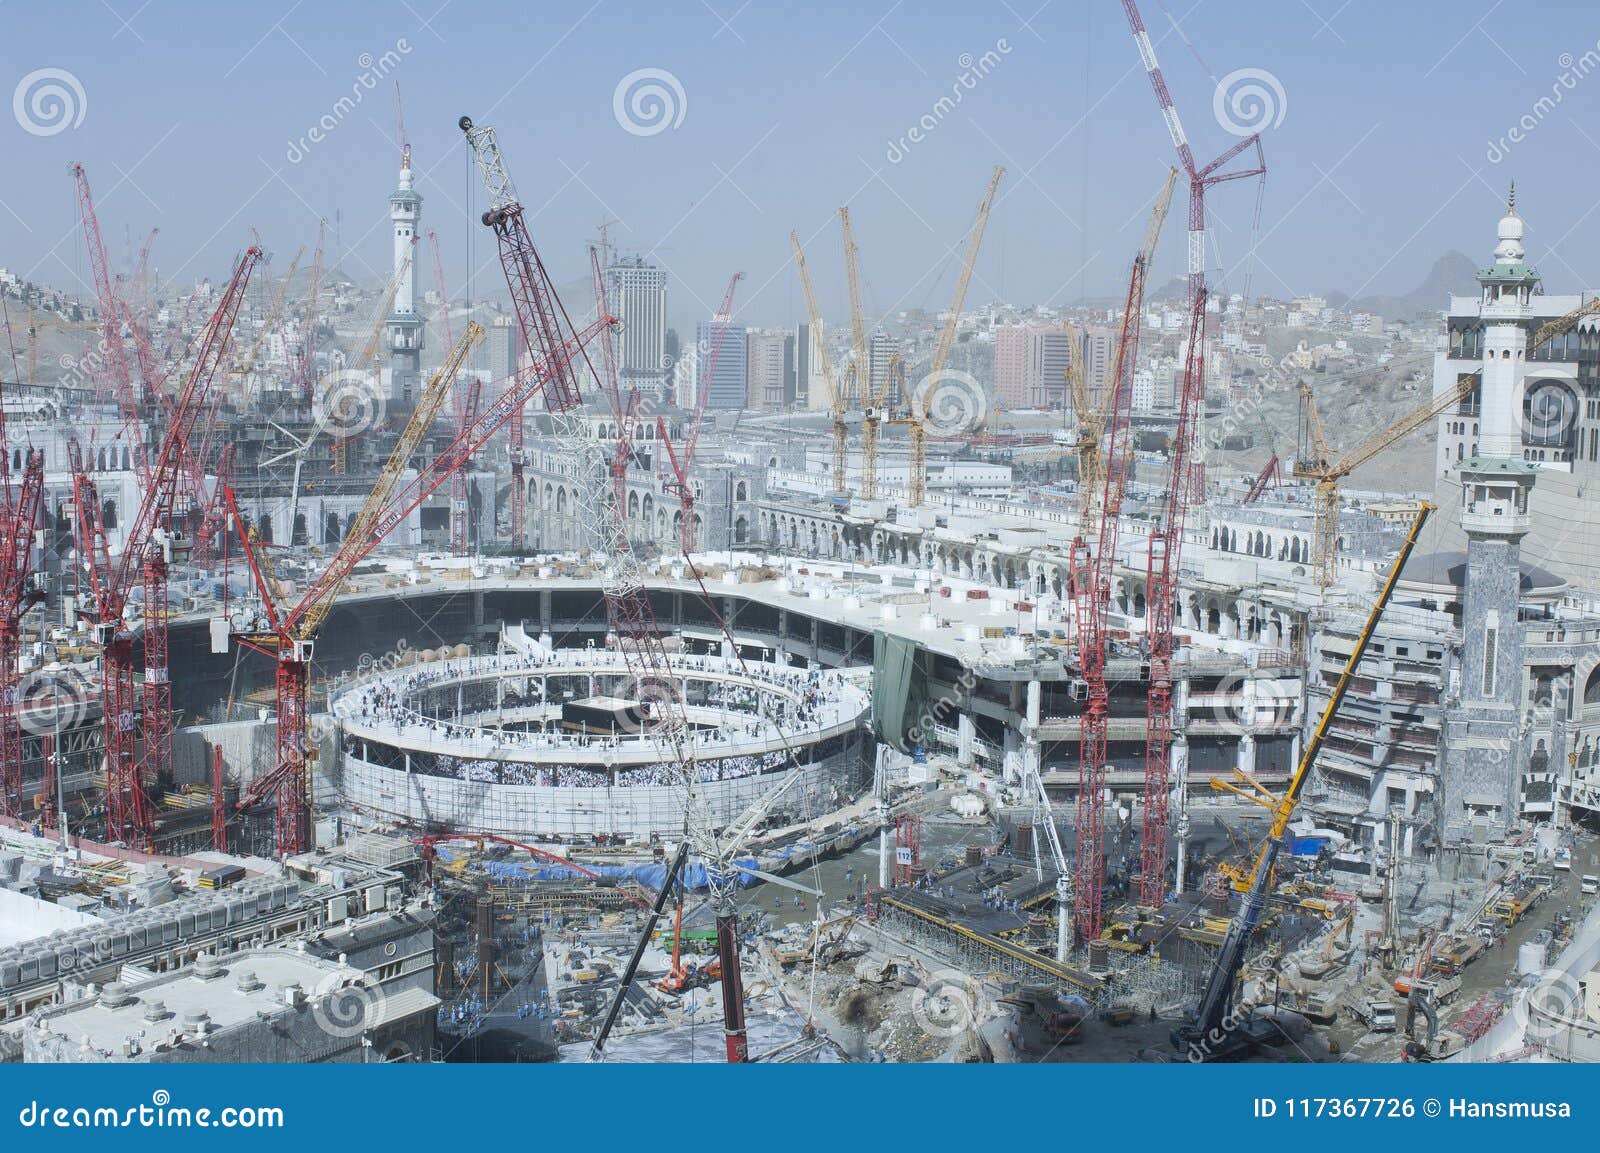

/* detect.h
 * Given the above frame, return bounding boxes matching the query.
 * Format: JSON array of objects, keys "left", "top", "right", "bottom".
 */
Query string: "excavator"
[{"left": 1174, "top": 502, "right": 1433, "bottom": 1060}]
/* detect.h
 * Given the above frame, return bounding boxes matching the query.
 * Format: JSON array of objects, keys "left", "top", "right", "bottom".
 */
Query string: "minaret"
[
  {"left": 386, "top": 145, "right": 424, "bottom": 405},
  {"left": 1476, "top": 183, "right": 1539, "bottom": 460},
  {"left": 1439, "top": 185, "right": 1539, "bottom": 844}
]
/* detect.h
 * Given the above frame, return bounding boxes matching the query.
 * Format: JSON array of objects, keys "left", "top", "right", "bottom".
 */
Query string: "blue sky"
[{"left": 5, "top": 0, "right": 1600, "bottom": 332}]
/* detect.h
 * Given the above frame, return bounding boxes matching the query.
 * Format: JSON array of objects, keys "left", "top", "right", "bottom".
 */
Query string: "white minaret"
[
  {"left": 386, "top": 147, "right": 424, "bottom": 404},
  {"left": 1477, "top": 185, "right": 1539, "bottom": 460}
]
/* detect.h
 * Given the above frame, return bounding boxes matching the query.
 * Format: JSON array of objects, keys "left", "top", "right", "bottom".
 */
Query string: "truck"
[
  {"left": 1394, "top": 972, "right": 1462, "bottom": 1007},
  {"left": 1351, "top": 996, "right": 1397, "bottom": 1033}
]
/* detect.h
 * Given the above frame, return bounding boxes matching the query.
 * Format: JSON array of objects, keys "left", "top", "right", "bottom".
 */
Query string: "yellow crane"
[
  {"left": 1292, "top": 372, "right": 1474, "bottom": 587},
  {"left": 838, "top": 206, "right": 864, "bottom": 495},
  {"left": 331, "top": 255, "right": 409, "bottom": 475},
  {"left": 1531, "top": 295, "right": 1600, "bottom": 350},
  {"left": 791, "top": 230, "right": 847, "bottom": 496},
  {"left": 234, "top": 245, "right": 304, "bottom": 384},
  {"left": 902, "top": 165, "right": 1004, "bottom": 507},
  {"left": 1070, "top": 168, "right": 1177, "bottom": 531}
]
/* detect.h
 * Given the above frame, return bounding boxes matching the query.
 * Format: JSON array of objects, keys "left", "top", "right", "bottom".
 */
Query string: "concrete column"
[{"left": 958, "top": 713, "right": 975, "bottom": 769}]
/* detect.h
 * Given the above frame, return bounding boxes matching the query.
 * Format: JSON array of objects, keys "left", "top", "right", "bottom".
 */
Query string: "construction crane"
[
  {"left": 292, "top": 221, "right": 325, "bottom": 402},
  {"left": 906, "top": 165, "right": 1004, "bottom": 508},
  {"left": 0, "top": 451, "right": 44, "bottom": 818},
  {"left": 227, "top": 323, "right": 485, "bottom": 854},
  {"left": 861, "top": 353, "right": 900, "bottom": 502},
  {"left": 1531, "top": 295, "right": 1600, "bottom": 351},
  {"left": 1120, "top": 0, "right": 1265, "bottom": 907},
  {"left": 1139, "top": 287, "right": 1206, "bottom": 908},
  {"left": 68, "top": 244, "right": 262, "bottom": 848},
  {"left": 659, "top": 272, "right": 742, "bottom": 553},
  {"left": 461, "top": 115, "right": 600, "bottom": 552},
  {"left": 72, "top": 163, "right": 147, "bottom": 433},
  {"left": 1243, "top": 455, "right": 1281, "bottom": 504},
  {"left": 462, "top": 111, "right": 769, "bottom": 1063},
  {"left": 1076, "top": 169, "right": 1175, "bottom": 535},
  {"left": 1175, "top": 503, "right": 1432, "bottom": 1059},
  {"left": 332, "top": 256, "right": 408, "bottom": 475},
  {"left": 1121, "top": 0, "right": 1266, "bottom": 498},
  {"left": 841, "top": 206, "right": 868, "bottom": 495},
  {"left": 1293, "top": 374, "right": 1473, "bottom": 587},
  {"left": 1068, "top": 175, "right": 1175, "bottom": 940},
  {"left": 790, "top": 230, "right": 846, "bottom": 496},
  {"left": 235, "top": 246, "right": 304, "bottom": 384}
]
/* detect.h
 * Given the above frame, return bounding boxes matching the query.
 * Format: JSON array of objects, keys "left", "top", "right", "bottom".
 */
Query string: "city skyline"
[{"left": 5, "top": 2, "right": 1600, "bottom": 338}]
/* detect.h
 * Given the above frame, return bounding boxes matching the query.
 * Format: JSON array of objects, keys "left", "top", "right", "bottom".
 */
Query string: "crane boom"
[
  {"left": 909, "top": 166, "right": 1004, "bottom": 507},
  {"left": 1177, "top": 503, "right": 1432, "bottom": 1059},
  {"left": 791, "top": 231, "right": 845, "bottom": 495}
]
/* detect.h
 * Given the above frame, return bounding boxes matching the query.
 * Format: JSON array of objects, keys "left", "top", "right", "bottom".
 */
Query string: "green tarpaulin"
[{"left": 872, "top": 630, "right": 926, "bottom": 751}]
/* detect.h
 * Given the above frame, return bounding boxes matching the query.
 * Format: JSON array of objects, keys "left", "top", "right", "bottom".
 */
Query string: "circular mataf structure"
[{"left": 331, "top": 649, "right": 871, "bottom": 840}]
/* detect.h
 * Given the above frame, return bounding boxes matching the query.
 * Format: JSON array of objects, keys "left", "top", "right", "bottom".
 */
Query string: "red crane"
[
  {"left": 658, "top": 272, "right": 742, "bottom": 556},
  {"left": 1070, "top": 251, "right": 1150, "bottom": 941},
  {"left": 68, "top": 245, "right": 262, "bottom": 847},
  {"left": 460, "top": 116, "right": 593, "bottom": 550},
  {"left": 72, "top": 163, "right": 149, "bottom": 440},
  {"left": 1244, "top": 454, "right": 1281, "bottom": 504},
  {"left": 227, "top": 312, "right": 607, "bottom": 855},
  {"left": 0, "top": 451, "right": 45, "bottom": 818},
  {"left": 462, "top": 114, "right": 755, "bottom": 1062},
  {"left": 1121, "top": 0, "right": 1267, "bottom": 908}
]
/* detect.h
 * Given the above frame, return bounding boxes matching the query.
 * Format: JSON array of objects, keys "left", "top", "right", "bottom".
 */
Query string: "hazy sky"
[{"left": 5, "top": 0, "right": 1600, "bottom": 334}]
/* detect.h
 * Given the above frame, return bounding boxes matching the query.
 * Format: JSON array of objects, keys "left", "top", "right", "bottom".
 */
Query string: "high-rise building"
[
  {"left": 1032, "top": 330, "right": 1075, "bottom": 410},
  {"left": 868, "top": 330, "right": 900, "bottom": 401},
  {"left": 697, "top": 319, "right": 748, "bottom": 410},
  {"left": 746, "top": 330, "right": 788, "bottom": 411},
  {"left": 386, "top": 154, "right": 424, "bottom": 405},
  {"left": 485, "top": 315, "right": 522, "bottom": 382},
  {"left": 605, "top": 256, "right": 668, "bottom": 395},
  {"left": 1080, "top": 326, "right": 1116, "bottom": 410},
  {"left": 796, "top": 322, "right": 825, "bottom": 410},
  {"left": 994, "top": 324, "right": 1031, "bottom": 407}
]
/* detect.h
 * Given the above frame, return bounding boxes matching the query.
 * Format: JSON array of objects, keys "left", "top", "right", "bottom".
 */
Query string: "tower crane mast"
[
  {"left": 908, "top": 166, "right": 1003, "bottom": 507},
  {"left": 0, "top": 451, "right": 44, "bottom": 818},
  {"left": 228, "top": 323, "right": 488, "bottom": 853},
  {"left": 70, "top": 245, "right": 262, "bottom": 847},
  {"left": 791, "top": 232, "right": 846, "bottom": 496},
  {"left": 1068, "top": 172, "right": 1174, "bottom": 938},
  {"left": 1120, "top": 0, "right": 1265, "bottom": 906}
]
